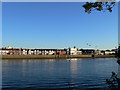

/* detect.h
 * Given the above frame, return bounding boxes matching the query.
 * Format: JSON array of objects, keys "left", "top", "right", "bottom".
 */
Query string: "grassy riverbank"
[{"left": 1, "top": 55, "right": 116, "bottom": 59}]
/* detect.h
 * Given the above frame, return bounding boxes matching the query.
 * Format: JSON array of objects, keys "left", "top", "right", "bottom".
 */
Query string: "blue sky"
[{"left": 2, "top": 2, "right": 118, "bottom": 49}]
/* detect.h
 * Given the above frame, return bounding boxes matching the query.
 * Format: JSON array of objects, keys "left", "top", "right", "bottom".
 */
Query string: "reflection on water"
[
  {"left": 2, "top": 58, "right": 118, "bottom": 89},
  {"left": 67, "top": 58, "right": 81, "bottom": 61},
  {"left": 70, "top": 60, "right": 78, "bottom": 75}
]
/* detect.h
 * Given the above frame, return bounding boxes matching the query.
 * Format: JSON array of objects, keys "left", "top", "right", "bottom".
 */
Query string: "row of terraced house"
[{"left": 0, "top": 46, "right": 117, "bottom": 55}]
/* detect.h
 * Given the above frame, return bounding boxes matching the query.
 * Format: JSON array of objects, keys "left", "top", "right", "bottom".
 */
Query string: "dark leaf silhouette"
[{"left": 83, "top": 1, "right": 116, "bottom": 13}]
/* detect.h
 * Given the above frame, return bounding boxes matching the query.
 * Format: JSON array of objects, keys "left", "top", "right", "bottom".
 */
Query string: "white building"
[
  {"left": 48, "top": 50, "right": 55, "bottom": 55},
  {"left": 5, "top": 46, "right": 13, "bottom": 49},
  {"left": 94, "top": 50, "right": 101, "bottom": 55},
  {"left": 105, "top": 50, "right": 116, "bottom": 55},
  {"left": 22, "top": 49, "right": 28, "bottom": 55},
  {"left": 68, "top": 46, "right": 78, "bottom": 55},
  {"left": 77, "top": 50, "right": 82, "bottom": 55},
  {"left": 0, "top": 50, "right": 9, "bottom": 55}
]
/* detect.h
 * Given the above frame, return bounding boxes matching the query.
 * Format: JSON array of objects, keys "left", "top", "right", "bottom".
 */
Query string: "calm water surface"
[{"left": 2, "top": 58, "right": 119, "bottom": 89}]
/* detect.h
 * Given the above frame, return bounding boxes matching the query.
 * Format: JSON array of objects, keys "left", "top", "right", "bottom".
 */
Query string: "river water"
[{"left": 2, "top": 58, "right": 119, "bottom": 89}]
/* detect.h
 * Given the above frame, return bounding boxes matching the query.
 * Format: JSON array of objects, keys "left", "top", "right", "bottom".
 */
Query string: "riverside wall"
[{"left": 1, "top": 55, "right": 116, "bottom": 59}]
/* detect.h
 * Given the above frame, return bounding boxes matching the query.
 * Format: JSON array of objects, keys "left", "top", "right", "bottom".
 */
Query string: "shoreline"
[{"left": 1, "top": 55, "right": 116, "bottom": 59}]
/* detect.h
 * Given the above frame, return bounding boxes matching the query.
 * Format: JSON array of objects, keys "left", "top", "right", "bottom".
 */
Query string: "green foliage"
[
  {"left": 82, "top": 1, "right": 119, "bottom": 89},
  {"left": 83, "top": 2, "right": 116, "bottom": 13}
]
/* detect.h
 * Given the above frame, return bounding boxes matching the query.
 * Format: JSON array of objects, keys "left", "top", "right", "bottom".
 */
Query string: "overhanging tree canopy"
[{"left": 83, "top": 1, "right": 116, "bottom": 13}]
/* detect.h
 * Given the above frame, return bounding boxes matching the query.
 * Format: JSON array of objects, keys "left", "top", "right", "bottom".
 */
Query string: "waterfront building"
[
  {"left": 0, "top": 49, "right": 9, "bottom": 55},
  {"left": 100, "top": 50, "right": 105, "bottom": 55},
  {"left": 94, "top": 50, "right": 101, "bottom": 55},
  {"left": 104, "top": 50, "right": 116, "bottom": 55},
  {"left": 0, "top": 48, "right": 22, "bottom": 55},
  {"left": 5, "top": 46, "right": 13, "bottom": 49},
  {"left": 68, "top": 46, "right": 78, "bottom": 55},
  {"left": 76, "top": 49, "right": 82, "bottom": 55},
  {"left": 80, "top": 49, "right": 95, "bottom": 55},
  {"left": 22, "top": 49, "right": 28, "bottom": 55},
  {"left": 0, "top": 46, "right": 116, "bottom": 56},
  {"left": 28, "top": 49, "right": 32, "bottom": 55},
  {"left": 56, "top": 49, "right": 67, "bottom": 55},
  {"left": 11, "top": 49, "right": 22, "bottom": 55}
]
